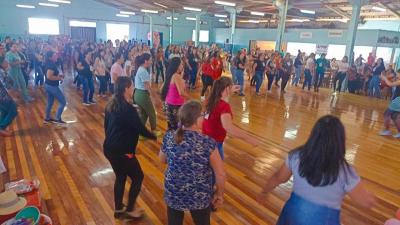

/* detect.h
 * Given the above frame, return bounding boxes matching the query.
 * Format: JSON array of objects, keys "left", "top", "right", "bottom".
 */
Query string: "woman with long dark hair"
[
  {"left": 134, "top": 53, "right": 159, "bottom": 135},
  {"left": 161, "top": 57, "right": 187, "bottom": 130},
  {"left": 368, "top": 58, "right": 385, "bottom": 98},
  {"left": 258, "top": 115, "right": 376, "bottom": 225},
  {"left": 43, "top": 51, "right": 66, "bottom": 124},
  {"left": 78, "top": 50, "right": 95, "bottom": 105},
  {"left": 159, "top": 101, "right": 225, "bottom": 225},
  {"left": 104, "top": 76, "right": 156, "bottom": 220},
  {"left": 203, "top": 77, "right": 258, "bottom": 159}
]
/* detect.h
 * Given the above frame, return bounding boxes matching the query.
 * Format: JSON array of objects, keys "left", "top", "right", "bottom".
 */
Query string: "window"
[
  {"left": 354, "top": 46, "right": 373, "bottom": 61},
  {"left": 106, "top": 23, "right": 129, "bottom": 43},
  {"left": 376, "top": 47, "right": 393, "bottom": 64},
  {"left": 326, "top": 44, "right": 346, "bottom": 60},
  {"left": 192, "top": 30, "right": 209, "bottom": 43},
  {"left": 286, "top": 42, "right": 316, "bottom": 56},
  {"left": 69, "top": 20, "right": 96, "bottom": 28},
  {"left": 28, "top": 18, "right": 59, "bottom": 35}
]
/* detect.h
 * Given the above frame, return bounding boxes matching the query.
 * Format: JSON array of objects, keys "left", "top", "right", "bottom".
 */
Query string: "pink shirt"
[
  {"left": 110, "top": 62, "right": 124, "bottom": 84},
  {"left": 166, "top": 83, "right": 184, "bottom": 106}
]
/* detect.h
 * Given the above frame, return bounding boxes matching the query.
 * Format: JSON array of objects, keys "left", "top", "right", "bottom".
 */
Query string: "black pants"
[
  {"left": 201, "top": 75, "right": 214, "bottom": 97},
  {"left": 105, "top": 154, "right": 144, "bottom": 212},
  {"left": 333, "top": 72, "right": 346, "bottom": 92},
  {"left": 314, "top": 70, "right": 325, "bottom": 91},
  {"left": 281, "top": 72, "right": 290, "bottom": 91},
  {"left": 167, "top": 206, "right": 210, "bottom": 225},
  {"left": 156, "top": 62, "right": 164, "bottom": 83},
  {"left": 267, "top": 73, "right": 275, "bottom": 91},
  {"left": 166, "top": 104, "right": 181, "bottom": 130},
  {"left": 275, "top": 69, "right": 282, "bottom": 85}
]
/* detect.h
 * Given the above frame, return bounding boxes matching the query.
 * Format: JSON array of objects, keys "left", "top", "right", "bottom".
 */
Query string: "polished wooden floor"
[{"left": 0, "top": 74, "right": 399, "bottom": 225}]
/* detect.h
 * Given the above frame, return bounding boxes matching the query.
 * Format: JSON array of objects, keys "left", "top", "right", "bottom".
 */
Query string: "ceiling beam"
[
  {"left": 377, "top": 2, "right": 400, "bottom": 18},
  {"left": 324, "top": 5, "right": 350, "bottom": 19}
]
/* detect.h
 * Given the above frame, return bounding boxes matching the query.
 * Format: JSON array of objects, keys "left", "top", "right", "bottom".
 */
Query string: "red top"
[
  {"left": 202, "top": 62, "right": 213, "bottom": 77},
  {"left": 211, "top": 58, "right": 222, "bottom": 80},
  {"left": 202, "top": 99, "right": 232, "bottom": 143}
]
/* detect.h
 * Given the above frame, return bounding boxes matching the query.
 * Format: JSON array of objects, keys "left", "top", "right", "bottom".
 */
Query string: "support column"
[
  {"left": 224, "top": 6, "right": 240, "bottom": 53},
  {"left": 195, "top": 14, "right": 201, "bottom": 47},
  {"left": 146, "top": 14, "right": 153, "bottom": 47},
  {"left": 274, "top": 0, "right": 288, "bottom": 52},
  {"left": 345, "top": 0, "right": 369, "bottom": 63},
  {"left": 169, "top": 10, "right": 174, "bottom": 45}
]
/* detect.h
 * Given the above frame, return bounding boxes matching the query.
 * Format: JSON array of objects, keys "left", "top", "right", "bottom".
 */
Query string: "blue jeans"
[
  {"left": 302, "top": 69, "right": 312, "bottom": 90},
  {"left": 231, "top": 67, "right": 237, "bottom": 84},
  {"left": 0, "top": 100, "right": 18, "bottom": 130},
  {"left": 189, "top": 67, "right": 198, "bottom": 88},
  {"left": 44, "top": 84, "right": 66, "bottom": 120},
  {"left": 96, "top": 75, "right": 107, "bottom": 95},
  {"left": 82, "top": 76, "right": 94, "bottom": 103},
  {"left": 277, "top": 192, "right": 340, "bottom": 225},
  {"left": 255, "top": 71, "right": 264, "bottom": 93},
  {"left": 368, "top": 75, "right": 381, "bottom": 98},
  {"left": 236, "top": 69, "right": 244, "bottom": 94},
  {"left": 217, "top": 142, "right": 224, "bottom": 160},
  {"left": 34, "top": 65, "right": 44, "bottom": 86},
  {"left": 292, "top": 67, "right": 301, "bottom": 86}
]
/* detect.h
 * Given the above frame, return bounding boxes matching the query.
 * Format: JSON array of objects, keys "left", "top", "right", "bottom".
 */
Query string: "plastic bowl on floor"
[{"left": 15, "top": 206, "right": 40, "bottom": 224}]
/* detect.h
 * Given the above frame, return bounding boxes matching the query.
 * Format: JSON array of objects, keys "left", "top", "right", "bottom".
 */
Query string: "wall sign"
[
  {"left": 300, "top": 32, "right": 312, "bottom": 39},
  {"left": 328, "top": 30, "right": 343, "bottom": 38},
  {"left": 316, "top": 44, "right": 328, "bottom": 54},
  {"left": 378, "top": 36, "right": 399, "bottom": 44}
]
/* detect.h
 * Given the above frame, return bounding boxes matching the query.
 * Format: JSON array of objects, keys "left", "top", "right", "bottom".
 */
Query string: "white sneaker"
[
  {"left": 379, "top": 130, "right": 392, "bottom": 136},
  {"left": 200, "top": 96, "right": 205, "bottom": 102},
  {"left": 125, "top": 207, "right": 144, "bottom": 219},
  {"left": 393, "top": 133, "right": 400, "bottom": 138}
]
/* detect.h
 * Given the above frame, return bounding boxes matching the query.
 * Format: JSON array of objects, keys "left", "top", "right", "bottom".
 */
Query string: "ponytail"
[{"left": 174, "top": 126, "right": 184, "bottom": 144}]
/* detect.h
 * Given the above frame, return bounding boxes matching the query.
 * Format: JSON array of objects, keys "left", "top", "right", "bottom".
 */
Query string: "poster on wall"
[
  {"left": 316, "top": 44, "right": 328, "bottom": 55},
  {"left": 328, "top": 30, "right": 343, "bottom": 38},
  {"left": 300, "top": 32, "right": 312, "bottom": 39}
]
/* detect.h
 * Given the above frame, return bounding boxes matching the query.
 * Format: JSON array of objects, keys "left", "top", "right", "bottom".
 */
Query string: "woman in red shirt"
[
  {"left": 202, "top": 77, "right": 259, "bottom": 159},
  {"left": 200, "top": 56, "right": 214, "bottom": 101}
]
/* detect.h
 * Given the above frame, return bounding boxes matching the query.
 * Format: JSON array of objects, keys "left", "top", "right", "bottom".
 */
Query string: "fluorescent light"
[
  {"left": 215, "top": 14, "right": 228, "bottom": 18},
  {"left": 239, "top": 20, "right": 260, "bottom": 23},
  {"left": 183, "top": 6, "right": 202, "bottom": 12},
  {"left": 16, "top": 4, "right": 35, "bottom": 8},
  {"left": 48, "top": 0, "right": 71, "bottom": 4},
  {"left": 141, "top": 9, "right": 158, "bottom": 14},
  {"left": 186, "top": 17, "right": 197, "bottom": 21},
  {"left": 69, "top": 20, "right": 96, "bottom": 27},
  {"left": 116, "top": 14, "right": 129, "bottom": 17},
  {"left": 251, "top": 11, "right": 265, "bottom": 16},
  {"left": 167, "top": 17, "right": 178, "bottom": 20},
  {"left": 154, "top": 2, "right": 168, "bottom": 9},
  {"left": 218, "top": 19, "right": 226, "bottom": 22},
  {"left": 287, "top": 19, "right": 310, "bottom": 22},
  {"left": 300, "top": 9, "right": 315, "bottom": 14},
  {"left": 39, "top": 2, "right": 59, "bottom": 7},
  {"left": 372, "top": 6, "right": 386, "bottom": 12},
  {"left": 120, "top": 11, "right": 135, "bottom": 15},
  {"left": 214, "top": 1, "right": 236, "bottom": 7}
]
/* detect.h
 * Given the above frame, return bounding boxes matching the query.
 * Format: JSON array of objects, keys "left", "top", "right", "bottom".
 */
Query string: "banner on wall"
[
  {"left": 328, "top": 30, "right": 343, "bottom": 38},
  {"left": 316, "top": 44, "right": 328, "bottom": 55},
  {"left": 300, "top": 32, "right": 312, "bottom": 39}
]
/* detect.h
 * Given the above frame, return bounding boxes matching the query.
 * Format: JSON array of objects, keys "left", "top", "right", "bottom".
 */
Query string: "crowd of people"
[{"left": 0, "top": 34, "right": 399, "bottom": 225}]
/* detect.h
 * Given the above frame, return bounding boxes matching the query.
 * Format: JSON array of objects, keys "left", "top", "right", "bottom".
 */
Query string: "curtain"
[{"left": 71, "top": 27, "right": 96, "bottom": 42}]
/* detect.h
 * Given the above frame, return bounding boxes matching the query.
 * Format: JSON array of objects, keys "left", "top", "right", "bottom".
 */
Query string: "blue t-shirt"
[
  {"left": 286, "top": 151, "right": 360, "bottom": 210},
  {"left": 134, "top": 66, "right": 150, "bottom": 90},
  {"left": 161, "top": 130, "right": 217, "bottom": 211}
]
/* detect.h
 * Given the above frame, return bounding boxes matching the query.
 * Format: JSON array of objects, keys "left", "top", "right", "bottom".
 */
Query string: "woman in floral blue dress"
[
  {"left": 159, "top": 100, "right": 226, "bottom": 225},
  {"left": 0, "top": 56, "right": 17, "bottom": 136}
]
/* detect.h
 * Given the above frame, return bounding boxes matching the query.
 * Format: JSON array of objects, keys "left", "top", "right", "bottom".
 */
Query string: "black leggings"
[
  {"left": 166, "top": 104, "right": 181, "bottom": 130},
  {"left": 333, "top": 72, "right": 346, "bottom": 92},
  {"left": 281, "top": 72, "right": 290, "bottom": 91},
  {"left": 167, "top": 206, "right": 210, "bottom": 225},
  {"left": 267, "top": 73, "right": 275, "bottom": 91},
  {"left": 201, "top": 75, "right": 214, "bottom": 97},
  {"left": 106, "top": 154, "right": 144, "bottom": 212}
]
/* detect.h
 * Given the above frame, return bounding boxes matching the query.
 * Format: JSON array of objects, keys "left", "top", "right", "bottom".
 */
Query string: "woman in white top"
[
  {"left": 94, "top": 50, "right": 107, "bottom": 97},
  {"left": 333, "top": 56, "right": 349, "bottom": 92}
]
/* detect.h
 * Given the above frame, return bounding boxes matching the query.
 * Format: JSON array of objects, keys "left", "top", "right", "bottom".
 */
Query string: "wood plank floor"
[{"left": 0, "top": 74, "right": 399, "bottom": 225}]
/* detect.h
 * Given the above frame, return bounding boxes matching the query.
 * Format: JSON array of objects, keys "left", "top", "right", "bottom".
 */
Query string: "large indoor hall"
[{"left": 0, "top": 0, "right": 400, "bottom": 225}]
